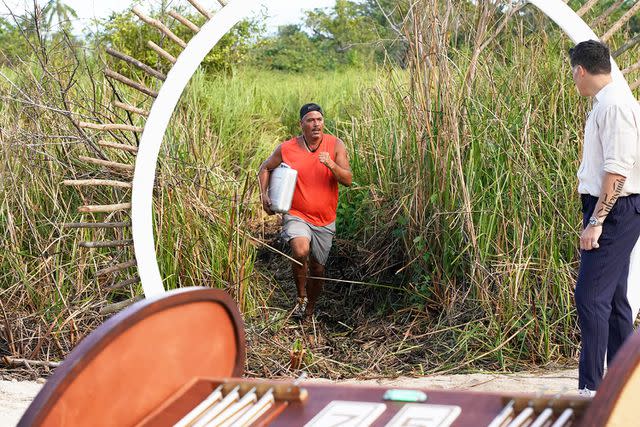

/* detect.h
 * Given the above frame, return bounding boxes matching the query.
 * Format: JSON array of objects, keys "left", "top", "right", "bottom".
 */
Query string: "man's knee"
[
  {"left": 290, "top": 238, "right": 310, "bottom": 259},
  {"left": 309, "top": 260, "right": 325, "bottom": 276},
  {"left": 575, "top": 282, "right": 611, "bottom": 324}
]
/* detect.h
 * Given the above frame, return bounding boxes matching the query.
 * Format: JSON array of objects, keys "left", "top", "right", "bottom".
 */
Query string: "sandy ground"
[
  {"left": 1, "top": 379, "right": 44, "bottom": 426},
  {"left": 0, "top": 369, "right": 579, "bottom": 426}
]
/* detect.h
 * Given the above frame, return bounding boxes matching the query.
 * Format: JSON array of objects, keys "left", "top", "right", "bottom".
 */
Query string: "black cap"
[{"left": 299, "top": 103, "right": 323, "bottom": 120}]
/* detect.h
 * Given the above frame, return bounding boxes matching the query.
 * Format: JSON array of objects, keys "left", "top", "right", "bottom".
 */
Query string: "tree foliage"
[
  {"left": 251, "top": 0, "right": 406, "bottom": 72},
  {"left": 0, "top": 2, "right": 82, "bottom": 66},
  {"left": 0, "top": 0, "right": 405, "bottom": 73},
  {"left": 251, "top": 24, "right": 337, "bottom": 72},
  {"left": 0, "top": 17, "right": 30, "bottom": 64},
  {"left": 98, "top": 6, "right": 258, "bottom": 75},
  {"left": 305, "top": 0, "right": 381, "bottom": 66},
  {"left": 42, "top": 0, "right": 77, "bottom": 34}
]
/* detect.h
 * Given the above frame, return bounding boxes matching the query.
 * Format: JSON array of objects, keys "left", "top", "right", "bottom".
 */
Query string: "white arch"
[
  {"left": 132, "top": 0, "right": 263, "bottom": 297},
  {"left": 530, "top": 0, "right": 627, "bottom": 86},
  {"left": 132, "top": 0, "right": 639, "bottom": 319}
]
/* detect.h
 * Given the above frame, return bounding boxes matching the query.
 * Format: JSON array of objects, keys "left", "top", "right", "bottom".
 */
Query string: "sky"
[{"left": 0, "top": 0, "right": 337, "bottom": 34}]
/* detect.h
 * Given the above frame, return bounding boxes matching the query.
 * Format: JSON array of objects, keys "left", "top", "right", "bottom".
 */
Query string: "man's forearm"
[
  {"left": 592, "top": 172, "right": 627, "bottom": 223},
  {"left": 258, "top": 167, "right": 271, "bottom": 197},
  {"left": 328, "top": 163, "right": 352, "bottom": 186}
]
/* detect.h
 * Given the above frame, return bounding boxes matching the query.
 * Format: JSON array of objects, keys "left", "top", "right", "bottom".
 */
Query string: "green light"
[{"left": 383, "top": 389, "right": 428, "bottom": 402}]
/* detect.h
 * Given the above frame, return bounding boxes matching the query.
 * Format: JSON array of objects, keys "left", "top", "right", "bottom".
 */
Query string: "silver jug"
[{"left": 268, "top": 163, "right": 298, "bottom": 213}]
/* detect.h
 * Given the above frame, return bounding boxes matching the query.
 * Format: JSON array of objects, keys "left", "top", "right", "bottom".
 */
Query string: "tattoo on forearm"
[{"left": 596, "top": 178, "right": 626, "bottom": 218}]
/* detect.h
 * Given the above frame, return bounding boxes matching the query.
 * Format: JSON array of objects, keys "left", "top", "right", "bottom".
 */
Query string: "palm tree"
[{"left": 42, "top": 0, "right": 77, "bottom": 33}]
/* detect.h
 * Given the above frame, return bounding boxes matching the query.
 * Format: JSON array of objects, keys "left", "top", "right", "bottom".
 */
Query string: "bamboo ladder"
[
  {"left": 64, "top": 0, "right": 640, "bottom": 315},
  {"left": 63, "top": 0, "right": 226, "bottom": 315}
]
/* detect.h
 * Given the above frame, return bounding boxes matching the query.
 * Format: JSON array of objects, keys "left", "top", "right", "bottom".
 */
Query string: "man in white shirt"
[{"left": 570, "top": 40, "right": 640, "bottom": 395}]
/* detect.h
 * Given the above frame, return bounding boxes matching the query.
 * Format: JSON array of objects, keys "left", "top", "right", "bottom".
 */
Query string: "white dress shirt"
[{"left": 577, "top": 81, "right": 640, "bottom": 196}]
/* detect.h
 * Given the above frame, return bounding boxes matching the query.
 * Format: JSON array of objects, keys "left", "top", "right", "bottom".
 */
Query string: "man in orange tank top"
[{"left": 258, "top": 103, "right": 352, "bottom": 319}]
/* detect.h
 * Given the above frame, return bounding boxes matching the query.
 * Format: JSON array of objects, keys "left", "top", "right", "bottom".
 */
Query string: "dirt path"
[{"left": 0, "top": 369, "right": 579, "bottom": 426}]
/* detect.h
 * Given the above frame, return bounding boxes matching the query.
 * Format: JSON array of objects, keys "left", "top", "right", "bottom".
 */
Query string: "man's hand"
[
  {"left": 261, "top": 193, "right": 274, "bottom": 215},
  {"left": 580, "top": 224, "right": 602, "bottom": 251},
  {"left": 318, "top": 152, "right": 335, "bottom": 169}
]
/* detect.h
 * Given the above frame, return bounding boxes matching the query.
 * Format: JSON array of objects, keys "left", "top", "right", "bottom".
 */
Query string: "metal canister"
[{"left": 268, "top": 163, "right": 298, "bottom": 213}]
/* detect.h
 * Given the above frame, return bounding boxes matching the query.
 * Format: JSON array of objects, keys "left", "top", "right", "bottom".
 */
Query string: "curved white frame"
[{"left": 132, "top": 0, "right": 639, "bottom": 318}]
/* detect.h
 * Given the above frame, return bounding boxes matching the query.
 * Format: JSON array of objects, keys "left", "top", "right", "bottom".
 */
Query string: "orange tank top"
[{"left": 280, "top": 134, "right": 339, "bottom": 226}]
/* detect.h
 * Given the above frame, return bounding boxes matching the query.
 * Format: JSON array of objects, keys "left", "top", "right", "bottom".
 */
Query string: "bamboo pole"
[
  {"left": 106, "top": 275, "right": 141, "bottom": 291},
  {"left": 78, "top": 121, "right": 144, "bottom": 132},
  {"left": 592, "top": 0, "right": 625, "bottom": 27},
  {"left": 577, "top": 0, "right": 600, "bottom": 17},
  {"left": 614, "top": 32, "right": 640, "bottom": 57},
  {"left": 623, "top": 60, "right": 640, "bottom": 75},
  {"left": 113, "top": 101, "right": 149, "bottom": 117},
  {"left": 79, "top": 240, "right": 134, "bottom": 249},
  {"left": 78, "top": 203, "right": 131, "bottom": 213},
  {"left": 63, "top": 221, "right": 131, "bottom": 229},
  {"left": 78, "top": 155, "right": 135, "bottom": 172},
  {"left": 63, "top": 179, "right": 132, "bottom": 188},
  {"left": 1, "top": 356, "right": 61, "bottom": 369},
  {"left": 104, "top": 69, "right": 158, "bottom": 98},
  {"left": 96, "top": 259, "right": 137, "bottom": 277},
  {"left": 132, "top": 7, "right": 187, "bottom": 48},
  {"left": 98, "top": 140, "right": 139, "bottom": 154},
  {"left": 602, "top": 1, "right": 640, "bottom": 42},
  {"left": 168, "top": 10, "right": 200, "bottom": 33},
  {"left": 105, "top": 47, "right": 167, "bottom": 80},
  {"left": 99, "top": 295, "right": 144, "bottom": 315},
  {"left": 187, "top": 0, "right": 213, "bottom": 19},
  {"left": 147, "top": 41, "right": 177, "bottom": 64}
]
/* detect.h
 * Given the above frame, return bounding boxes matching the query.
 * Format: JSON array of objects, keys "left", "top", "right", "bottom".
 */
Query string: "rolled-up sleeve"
[{"left": 600, "top": 104, "right": 638, "bottom": 177}]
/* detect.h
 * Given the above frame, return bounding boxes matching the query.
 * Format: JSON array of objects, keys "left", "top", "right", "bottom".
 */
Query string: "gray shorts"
[{"left": 281, "top": 214, "right": 335, "bottom": 265}]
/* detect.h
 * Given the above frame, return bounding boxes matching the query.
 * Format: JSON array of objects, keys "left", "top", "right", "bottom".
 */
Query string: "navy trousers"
[{"left": 575, "top": 194, "right": 640, "bottom": 390}]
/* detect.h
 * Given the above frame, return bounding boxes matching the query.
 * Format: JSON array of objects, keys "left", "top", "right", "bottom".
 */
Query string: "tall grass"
[
  {"left": 0, "top": 63, "right": 385, "bottom": 361},
  {"left": 331, "top": 3, "right": 597, "bottom": 369},
  {"left": 155, "top": 68, "right": 383, "bottom": 311}
]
